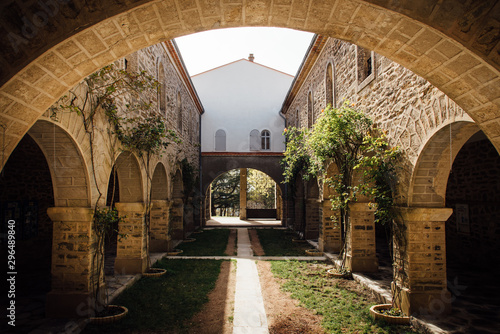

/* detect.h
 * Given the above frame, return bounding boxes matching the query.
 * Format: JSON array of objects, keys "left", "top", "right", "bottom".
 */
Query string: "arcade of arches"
[{"left": 0, "top": 0, "right": 499, "bottom": 331}]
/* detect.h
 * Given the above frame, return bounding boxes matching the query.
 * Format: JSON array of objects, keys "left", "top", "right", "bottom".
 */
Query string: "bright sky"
[{"left": 175, "top": 27, "right": 314, "bottom": 77}]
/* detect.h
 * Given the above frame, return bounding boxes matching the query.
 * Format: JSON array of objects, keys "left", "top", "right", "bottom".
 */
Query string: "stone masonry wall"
[{"left": 285, "top": 38, "right": 473, "bottom": 196}]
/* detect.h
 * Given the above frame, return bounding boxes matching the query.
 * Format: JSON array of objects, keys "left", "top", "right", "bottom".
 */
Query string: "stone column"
[
  {"left": 170, "top": 197, "right": 184, "bottom": 240},
  {"left": 114, "top": 202, "right": 147, "bottom": 274},
  {"left": 393, "top": 207, "right": 452, "bottom": 316},
  {"left": 149, "top": 200, "right": 172, "bottom": 252},
  {"left": 276, "top": 188, "right": 282, "bottom": 220},
  {"left": 346, "top": 202, "right": 378, "bottom": 272},
  {"left": 304, "top": 198, "right": 320, "bottom": 239},
  {"left": 319, "top": 200, "right": 342, "bottom": 253},
  {"left": 46, "top": 207, "right": 103, "bottom": 318},
  {"left": 239, "top": 168, "right": 248, "bottom": 220}
]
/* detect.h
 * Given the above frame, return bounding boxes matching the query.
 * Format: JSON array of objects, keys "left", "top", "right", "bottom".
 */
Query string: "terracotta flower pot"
[
  {"left": 143, "top": 268, "right": 167, "bottom": 277},
  {"left": 167, "top": 249, "right": 183, "bottom": 256},
  {"left": 90, "top": 305, "right": 128, "bottom": 324},
  {"left": 305, "top": 249, "right": 323, "bottom": 256},
  {"left": 369, "top": 304, "right": 410, "bottom": 325},
  {"left": 327, "top": 268, "right": 352, "bottom": 279}
]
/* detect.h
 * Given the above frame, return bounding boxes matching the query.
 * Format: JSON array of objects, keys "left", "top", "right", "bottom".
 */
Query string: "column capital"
[
  {"left": 47, "top": 207, "right": 94, "bottom": 222},
  {"left": 396, "top": 206, "right": 452, "bottom": 222},
  {"left": 115, "top": 202, "right": 147, "bottom": 212},
  {"left": 151, "top": 199, "right": 173, "bottom": 208}
]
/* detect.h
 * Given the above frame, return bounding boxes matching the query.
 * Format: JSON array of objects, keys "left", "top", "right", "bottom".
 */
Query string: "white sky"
[{"left": 174, "top": 27, "right": 314, "bottom": 77}]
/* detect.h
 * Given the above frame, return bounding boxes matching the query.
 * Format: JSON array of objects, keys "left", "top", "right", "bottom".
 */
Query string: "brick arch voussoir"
[
  {"left": 2, "top": 0, "right": 500, "bottom": 171},
  {"left": 409, "top": 120, "right": 480, "bottom": 208},
  {"left": 27, "top": 119, "right": 91, "bottom": 207}
]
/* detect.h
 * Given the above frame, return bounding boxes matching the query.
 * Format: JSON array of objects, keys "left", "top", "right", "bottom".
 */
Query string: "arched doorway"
[
  {"left": 0, "top": 134, "right": 54, "bottom": 333},
  {"left": 444, "top": 130, "right": 500, "bottom": 331}
]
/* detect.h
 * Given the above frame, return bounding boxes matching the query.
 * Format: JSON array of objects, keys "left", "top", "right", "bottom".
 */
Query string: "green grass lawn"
[
  {"left": 83, "top": 259, "right": 224, "bottom": 333},
  {"left": 176, "top": 228, "right": 231, "bottom": 256},
  {"left": 270, "top": 260, "right": 420, "bottom": 334},
  {"left": 256, "top": 228, "right": 311, "bottom": 256}
]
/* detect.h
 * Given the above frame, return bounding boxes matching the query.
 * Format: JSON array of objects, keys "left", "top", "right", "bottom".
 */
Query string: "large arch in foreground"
[{"left": 1, "top": 0, "right": 500, "bottom": 170}]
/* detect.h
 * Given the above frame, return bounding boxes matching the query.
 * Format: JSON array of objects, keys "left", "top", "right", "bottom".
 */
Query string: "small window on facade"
[
  {"left": 326, "top": 63, "right": 334, "bottom": 108},
  {"left": 356, "top": 46, "right": 375, "bottom": 91},
  {"left": 250, "top": 129, "right": 260, "bottom": 150},
  {"left": 215, "top": 129, "right": 226, "bottom": 151},
  {"left": 307, "top": 92, "right": 313, "bottom": 128},
  {"left": 261, "top": 130, "right": 270, "bottom": 150}
]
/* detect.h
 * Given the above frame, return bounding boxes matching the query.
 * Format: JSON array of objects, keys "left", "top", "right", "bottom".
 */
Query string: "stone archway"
[
  {"left": 395, "top": 120, "right": 482, "bottom": 315},
  {"left": 150, "top": 162, "right": 171, "bottom": 252},
  {"left": 1, "top": 0, "right": 500, "bottom": 172},
  {"left": 113, "top": 151, "right": 147, "bottom": 274}
]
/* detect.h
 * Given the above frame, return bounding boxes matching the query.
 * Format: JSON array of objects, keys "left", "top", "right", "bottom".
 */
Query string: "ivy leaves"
[{"left": 282, "top": 101, "right": 401, "bottom": 225}]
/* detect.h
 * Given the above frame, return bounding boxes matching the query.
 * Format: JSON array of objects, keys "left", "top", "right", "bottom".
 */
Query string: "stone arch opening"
[
  {"left": 0, "top": 133, "right": 54, "bottom": 332},
  {"left": 444, "top": 130, "right": 500, "bottom": 320},
  {"left": 170, "top": 168, "right": 184, "bottom": 240},
  {"left": 113, "top": 151, "right": 146, "bottom": 274},
  {"left": 205, "top": 167, "right": 283, "bottom": 225},
  {"left": 150, "top": 162, "right": 170, "bottom": 252},
  {"left": 114, "top": 151, "right": 144, "bottom": 203}
]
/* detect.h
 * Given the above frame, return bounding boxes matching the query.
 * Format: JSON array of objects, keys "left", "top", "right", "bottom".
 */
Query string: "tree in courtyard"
[
  {"left": 247, "top": 169, "right": 276, "bottom": 209},
  {"left": 211, "top": 169, "right": 240, "bottom": 216}
]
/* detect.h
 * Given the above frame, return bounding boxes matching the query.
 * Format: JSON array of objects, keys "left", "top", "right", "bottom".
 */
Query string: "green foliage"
[
  {"left": 281, "top": 126, "right": 312, "bottom": 185},
  {"left": 176, "top": 229, "right": 230, "bottom": 256},
  {"left": 256, "top": 229, "right": 311, "bottom": 256},
  {"left": 270, "top": 261, "right": 419, "bottom": 334},
  {"left": 181, "top": 158, "right": 198, "bottom": 200},
  {"left": 247, "top": 169, "right": 275, "bottom": 209},
  {"left": 83, "top": 259, "right": 224, "bottom": 333},
  {"left": 211, "top": 169, "right": 240, "bottom": 216}
]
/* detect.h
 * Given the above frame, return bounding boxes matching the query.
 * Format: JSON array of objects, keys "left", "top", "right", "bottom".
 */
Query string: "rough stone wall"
[
  {"left": 445, "top": 137, "right": 500, "bottom": 267},
  {"left": 285, "top": 38, "right": 473, "bottom": 180}
]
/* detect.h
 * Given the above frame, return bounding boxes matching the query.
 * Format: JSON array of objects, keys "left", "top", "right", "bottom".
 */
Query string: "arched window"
[
  {"left": 250, "top": 129, "right": 260, "bottom": 150},
  {"left": 307, "top": 91, "right": 313, "bottom": 128},
  {"left": 215, "top": 129, "right": 226, "bottom": 151},
  {"left": 326, "top": 62, "right": 334, "bottom": 107},
  {"left": 261, "top": 130, "right": 270, "bottom": 150}
]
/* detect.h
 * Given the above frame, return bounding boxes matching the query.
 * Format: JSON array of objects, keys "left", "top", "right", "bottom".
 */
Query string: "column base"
[
  {"left": 392, "top": 282, "right": 451, "bottom": 316},
  {"left": 150, "top": 239, "right": 168, "bottom": 252},
  {"left": 114, "top": 256, "right": 147, "bottom": 275},
  {"left": 46, "top": 285, "right": 105, "bottom": 318},
  {"left": 319, "top": 236, "right": 342, "bottom": 253},
  {"left": 346, "top": 255, "right": 378, "bottom": 272}
]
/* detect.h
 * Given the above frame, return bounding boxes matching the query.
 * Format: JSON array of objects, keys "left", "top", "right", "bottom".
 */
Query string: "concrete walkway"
[{"left": 233, "top": 228, "right": 269, "bottom": 334}]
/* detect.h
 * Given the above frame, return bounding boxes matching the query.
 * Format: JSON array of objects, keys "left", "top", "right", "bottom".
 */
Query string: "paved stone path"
[{"left": 233, "top": 228, "right": 269, "bottom": 334}]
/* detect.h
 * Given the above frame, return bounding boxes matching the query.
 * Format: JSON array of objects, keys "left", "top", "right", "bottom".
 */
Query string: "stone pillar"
[
  {"left": 393, "top": 207, "right": 452, "bottom": 316},
  {"left": 114, "top": 202, "right": 147, "bottom": 274},
  {"left": 319, "top": 200, "right": 342, "bottom": 253},
  {"left": 346, "top": 202, "right": 378, "bottom": 272},
  {"left": 304, "top": 198, "right": 320, "bottom": 239},
  {"left": 150, "top": 200, "right": 172, "bottom": 252},
  {"left": 294, "top": 196, "right": 305, "bottom": 234},
  {"left": 46, "top": 207, "right": 103, "bottom": 318},
  {"left": 170, "top": 197, "right": 184, "bottom": 240},
  {"left": 239, "top": 168, "right": 247, "bottom": 220}
]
